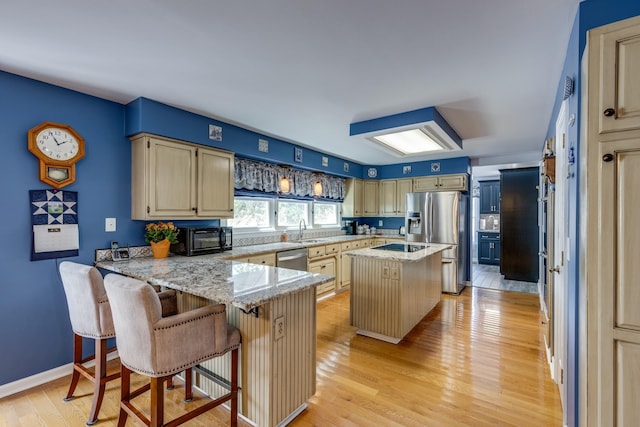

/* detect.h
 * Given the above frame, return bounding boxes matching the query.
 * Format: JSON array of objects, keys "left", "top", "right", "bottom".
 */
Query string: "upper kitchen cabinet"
[
  {"left": 379, "top": 178, "right": 413, "bottom": 217},
  {"left": 342, "top": 178, "right": 364, "bottom": 217},
  {"left": 363, "top": 180, "right": 379, "bottom": 216},
  {"left": 598, "top": 23, "right": 640, "bottom": 134},
  {"left": 413, "top": 173, "right": 468, "bottom": 192},
  {"left": 479, "top": 180, "right": 500, "bottom": 214},
  {"left": 131, "top": 133, "right": 234, "bottom": 220}
]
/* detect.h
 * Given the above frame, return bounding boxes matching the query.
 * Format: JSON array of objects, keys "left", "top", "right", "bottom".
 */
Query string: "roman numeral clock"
[{"left": 28, "top": 122, "right": 85, "bottom": 189}]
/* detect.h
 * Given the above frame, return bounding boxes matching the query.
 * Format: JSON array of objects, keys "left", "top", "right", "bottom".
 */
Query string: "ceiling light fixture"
[{"left": 349, "top": 107, "right": 462, "bottom": 158}]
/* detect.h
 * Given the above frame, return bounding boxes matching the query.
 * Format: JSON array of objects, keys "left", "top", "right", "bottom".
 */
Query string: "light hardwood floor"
[{"left": 0, "top": 287, "right": 561, "bottom": 426}]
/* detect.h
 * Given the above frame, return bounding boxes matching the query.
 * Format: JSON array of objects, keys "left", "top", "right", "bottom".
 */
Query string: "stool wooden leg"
[
  {"left": 117, "top": 366, "right": 130, "bottom": 427},
  {"left": 150, "top": 377, "right": 165, "bottom": 427},
  {"left": 231, "top": 348, "right": 238, "bottom": 427},
  {"left": 166, "top": 376, "right": 174, "bottom": 390},
  {"left": 86, "top": 338, "right": 108, "bottom": 425},
  {"left": 64, "top": 333, "right": 83, "bottom": 401},
  {"left": 184, "top": 368, "right": 193, "bottom": 402}
]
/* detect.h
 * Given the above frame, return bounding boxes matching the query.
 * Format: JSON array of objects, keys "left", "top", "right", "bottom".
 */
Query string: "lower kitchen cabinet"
[
  {"left": 309, "top": 256, "right": 336, "bottom": 296},
  {"left": 478, "top": 232, "right": 500, "bottom": 265}
]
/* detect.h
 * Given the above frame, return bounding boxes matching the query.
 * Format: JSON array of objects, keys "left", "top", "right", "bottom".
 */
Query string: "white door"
[{"left": 553, "top": 100, "right": 569, "bottom": 419}]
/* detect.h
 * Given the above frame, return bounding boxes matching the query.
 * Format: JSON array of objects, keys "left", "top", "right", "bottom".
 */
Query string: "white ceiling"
[{"left": 0, "top": 0, "right": 580, "bottom": 166}]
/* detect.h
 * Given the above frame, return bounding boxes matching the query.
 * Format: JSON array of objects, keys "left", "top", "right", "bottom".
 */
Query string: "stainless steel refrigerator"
[{"left": 405, "top": 191, "right": 468, "bottom": 294}]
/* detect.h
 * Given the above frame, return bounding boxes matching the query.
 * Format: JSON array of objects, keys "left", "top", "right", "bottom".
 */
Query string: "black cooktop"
[{"left": 375, "top": 243, "right": 427, "bottom": 253}]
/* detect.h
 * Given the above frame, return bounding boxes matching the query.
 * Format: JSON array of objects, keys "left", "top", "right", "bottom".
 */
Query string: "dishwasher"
[{"left": 276, "top": 248, "right": 308, "bottom": 271}]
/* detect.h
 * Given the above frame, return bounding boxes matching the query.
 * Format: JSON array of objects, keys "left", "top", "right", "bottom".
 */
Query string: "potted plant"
[{"left": 144, "top": 222, "right": 179, "bottom": 258}]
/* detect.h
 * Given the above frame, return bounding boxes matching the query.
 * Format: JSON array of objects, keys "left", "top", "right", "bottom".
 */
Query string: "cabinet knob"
[
  {"left": 192, "top": 207, "right": 197, "bottom": 211},
  {"left": 602, "top": 153, "right": 614, "bottom": 162},
  {"left": 603, "top": 108, "right": 616, "bottom": 117}
]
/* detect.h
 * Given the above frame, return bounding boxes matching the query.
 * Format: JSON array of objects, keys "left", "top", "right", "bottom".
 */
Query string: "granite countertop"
[
  {"left": 478, "top": 230, "right": 500, "bottom": 233},
  {"left": 346, "top": 242, "right": 452, "bottom": 262},
  {"left": 221, "top": 234, "right": 405, "bottom": 259},
  {"left": 96, "top": 255, "right": 333, "bottom": 311}
]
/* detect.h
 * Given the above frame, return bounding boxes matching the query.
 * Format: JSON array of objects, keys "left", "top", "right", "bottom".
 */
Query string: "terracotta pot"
[{"left": 150, "top": 239, "right": 171, "bottom": 259}]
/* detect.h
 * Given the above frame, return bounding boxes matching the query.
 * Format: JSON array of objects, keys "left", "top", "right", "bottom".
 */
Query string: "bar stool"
[
  {"left": 59, "top": 262, "right": 120, "bottom": 425},
  {"left": 104, "top": 273, "right": 241, "bottom": 427},
  {"left": 59, "top": 262, "right": 184, "bottom": 425}
]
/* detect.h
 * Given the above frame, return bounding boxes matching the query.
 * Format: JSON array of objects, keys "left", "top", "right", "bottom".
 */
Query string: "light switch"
[{"left": 105, "top": 218, "right": 116, "bottom": 232}]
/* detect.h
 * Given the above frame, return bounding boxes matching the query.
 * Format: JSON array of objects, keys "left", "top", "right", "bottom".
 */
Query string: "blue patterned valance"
[{"left": 234, "top": 158, "right": 345, "bottom": 200}]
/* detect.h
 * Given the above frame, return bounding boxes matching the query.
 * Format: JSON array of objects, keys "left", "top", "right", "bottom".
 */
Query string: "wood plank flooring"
[{"left": 0, "top": 287, "right": 561, "bottom": 426}]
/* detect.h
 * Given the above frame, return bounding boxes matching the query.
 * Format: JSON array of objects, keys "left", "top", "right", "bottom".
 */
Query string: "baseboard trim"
[{"left": 0, "top": 351, "right": 119, "bottom": 399}]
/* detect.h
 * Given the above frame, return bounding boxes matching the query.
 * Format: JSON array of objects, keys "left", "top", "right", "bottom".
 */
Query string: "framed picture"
[
  {"left": 209, "top": 124, "right": 222, "bottom": 141},
  {"left": 403, "top": 165, "right": 412, "bottom": 175},
  {"left": 343, "top": 162, "right": 349, "bottom": 172},
  {"left": 294, "top": 147, "right": 303, "bottom": 163},
  {"left": 431, "top": 162, "right": 441, "bottom": 173},
  {"left": 322, "top": 156, "right": 328, "bottom": 167}
]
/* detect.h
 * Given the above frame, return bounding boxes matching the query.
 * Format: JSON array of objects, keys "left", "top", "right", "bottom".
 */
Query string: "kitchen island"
[
  {"left": 347, "top": 243, "right": 450, "bottom": 344},
  {"left": 96, "top": 255, "right": 333, "bottom": 427}
]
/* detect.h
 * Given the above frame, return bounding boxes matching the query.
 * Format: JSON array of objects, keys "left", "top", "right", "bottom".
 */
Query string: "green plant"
[{"left": 144, "top": 222, "right": 179, "bottom": 244}]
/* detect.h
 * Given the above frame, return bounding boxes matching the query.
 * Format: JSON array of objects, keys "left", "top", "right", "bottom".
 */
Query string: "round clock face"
[{"left": 35, "top": 127, "right": 80, "bottom": 161}]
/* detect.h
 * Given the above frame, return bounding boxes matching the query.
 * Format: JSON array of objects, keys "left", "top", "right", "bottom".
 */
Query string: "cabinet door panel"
[
  {"left": 413, "top": 176, "right": 438, "bottom": 191},
  {"left": 197, "top": 148, "right": 234, "bottom": 218},
  {"left": 379, "top": 180, "right": 397, "bottom": 216},
  {"left": 600, "top": 26, "right": 640, "bottom": 133},
  {"left": 363, "top": 181, "right": 379, "bottom": 216},
  {"left": 396, "top": 179, "right": 413, "bottom": 216},
  {"left": 149, "top": 139, "right": 196, "bottom": 217},
  {"left": 439, "top": 174, "right": 467, "bottom": 191},
  {"left": 478, "top": 240, "right": 493, "bottom": 264}
]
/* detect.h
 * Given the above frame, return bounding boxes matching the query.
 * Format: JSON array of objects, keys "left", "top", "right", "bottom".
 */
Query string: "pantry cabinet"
[{"left": 131, "top": 133, "right": 234, "bottom": 220}]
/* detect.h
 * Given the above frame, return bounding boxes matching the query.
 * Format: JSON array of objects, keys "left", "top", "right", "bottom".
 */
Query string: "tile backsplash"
[{"left": 479, "top": 214, "right": 500, "bottom": 231}]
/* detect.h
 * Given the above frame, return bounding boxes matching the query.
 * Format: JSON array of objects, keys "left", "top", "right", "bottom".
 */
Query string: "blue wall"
[
  {"left": 546, "top": 1, "right": 640, "bottom": 425},
  {"left": 0, "top": 71, "right": 134, "bottom": 385}
]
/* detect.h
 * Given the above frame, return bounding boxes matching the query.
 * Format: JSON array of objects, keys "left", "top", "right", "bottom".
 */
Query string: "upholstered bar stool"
[
  {"left": 104, "top": 274, "right": 241, "bottom": 427},
  {"left": 59, "top": 261, "right": 120, "bottom": 425}
]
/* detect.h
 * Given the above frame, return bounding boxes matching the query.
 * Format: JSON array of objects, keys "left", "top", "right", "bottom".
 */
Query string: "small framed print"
[
  {"left": 403, "top": 165, "right": 412, "bottom": 175},
  {"left": 322, "top": 156, "right": 328, "bottom": 167},
  {"left": 431, "top": 162, "right": 441, "bottom": 173},
  {"left": 209, "top": 124, "right": 222, "bottom": 141},
  {"left": 343, "top": 162, "right": 349, "bottom": 172},
  {"left": 294, "top": 147, "right": 303, "bottom": 163}
]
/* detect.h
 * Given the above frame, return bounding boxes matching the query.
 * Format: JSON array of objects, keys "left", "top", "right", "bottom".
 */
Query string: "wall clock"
[{"left": 28, "top": 121, "right": 85, "bottom": 189}]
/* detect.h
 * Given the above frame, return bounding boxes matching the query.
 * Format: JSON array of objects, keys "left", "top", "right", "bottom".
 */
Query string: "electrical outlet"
[
  {"left": 105, "top": 217, "right": 116, "bottom": 232},
  {"left": 378, "top": 220, "right": 383, "bottom": 227},
  {"left": 274, "top": 316, "right": 285, "bottom": 340}
]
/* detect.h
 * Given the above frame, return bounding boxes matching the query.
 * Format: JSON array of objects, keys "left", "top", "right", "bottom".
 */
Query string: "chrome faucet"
[{"left": 298, "top": 219, "right": 307, "bottom": 241}]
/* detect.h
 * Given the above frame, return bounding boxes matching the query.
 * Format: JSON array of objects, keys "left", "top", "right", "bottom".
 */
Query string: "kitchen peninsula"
[
  {"left": 96, "top": 254, "right": 333, "bottom": 427},
  {"left": 347, "top": 243, "right": 450, "bottom": 343}
]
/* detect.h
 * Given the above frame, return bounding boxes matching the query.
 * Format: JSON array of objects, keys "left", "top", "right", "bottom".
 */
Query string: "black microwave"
[{"left": 171, "top": 227, "right": 232, "bottom": 256}]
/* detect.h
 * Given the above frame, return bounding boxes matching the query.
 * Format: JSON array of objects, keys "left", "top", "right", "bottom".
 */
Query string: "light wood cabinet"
[
  {"left": 586, "top": 16, "right": 640, "bottom": 426},
  {"left": 363, "top": 180, "right": 379, "bottom": 216},
  {"left": 413, "top": 173, "right": 468, "bottom": 192},
  {"left": 309, "top": 256, "right": 336, "bottom": 296},
  {"left": 380, "top": 178, "right": 413, "bottom": 216},
  {"left": 238, "top": 253, "right": 277, "bottom": 267},
  {"left": 131, "top": 133, "right": 234, "bottom": 220},
  {"left": 342, "top": 178, "right": 364, "bottom": 217}
]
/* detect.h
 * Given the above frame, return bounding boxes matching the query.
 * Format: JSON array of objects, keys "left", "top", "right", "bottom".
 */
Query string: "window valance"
[{"left": 234, "top": 158, "right": 345, "bottom": 200}]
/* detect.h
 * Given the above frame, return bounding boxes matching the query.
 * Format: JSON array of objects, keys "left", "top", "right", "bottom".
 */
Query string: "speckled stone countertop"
[
  {"left": 96, "top": 255, "right": 334, "bottom": 311},
  {"left": 221, "top": 234, "right": 405, "bottom": 259},
  {"left": 346, "top": 242, "right": 451, "bottom": 262}
]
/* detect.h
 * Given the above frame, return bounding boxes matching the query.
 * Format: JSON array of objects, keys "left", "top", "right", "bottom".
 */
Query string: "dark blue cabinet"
[
  {"left": 478, "top": 232, "right": 500, "bottom": 265},
  {"left": 479, "top": 181, "right": 500, "bottom": 214}
]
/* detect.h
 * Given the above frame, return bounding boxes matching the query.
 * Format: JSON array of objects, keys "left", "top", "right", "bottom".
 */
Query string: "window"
[
  {"left": 277, "top": 200, "right": 309, "bottom": 228},
  {"left": 313, "top": 202, "right": 340, "bottom": 226},
  {"left": 228, "top": 197, "right": 273, "bottom": 229},
  {"left": 229, "top": 197, "right": 341, "bottom": 231}
]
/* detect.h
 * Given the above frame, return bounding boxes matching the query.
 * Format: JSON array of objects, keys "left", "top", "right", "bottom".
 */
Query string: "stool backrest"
[
  {"left": 59, "top": 261, "right": 115, "bottom": 338},
  {"left": 103, "top": 274, "right": 164, "bottom": 374}
]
